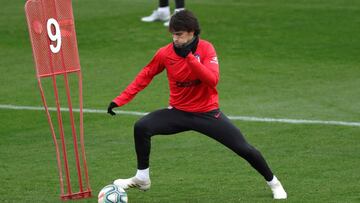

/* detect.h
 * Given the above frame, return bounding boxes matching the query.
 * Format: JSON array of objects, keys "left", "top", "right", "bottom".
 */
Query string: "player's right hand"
[{"left": 107, "top": 102, "right": 118, "bottom": 116}]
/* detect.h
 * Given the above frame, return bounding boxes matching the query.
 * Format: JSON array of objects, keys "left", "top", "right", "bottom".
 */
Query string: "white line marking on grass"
[
  {"left": 226, "top": 116, "right": 360, "bottom": 127},
  {"left": 1, "top": 104, "right": 359, "bottom": 127}
]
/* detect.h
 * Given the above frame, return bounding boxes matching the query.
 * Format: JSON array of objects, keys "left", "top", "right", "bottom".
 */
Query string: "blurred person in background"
[{"left": 141, "top": 0, "right": 185, "bottom": 26}]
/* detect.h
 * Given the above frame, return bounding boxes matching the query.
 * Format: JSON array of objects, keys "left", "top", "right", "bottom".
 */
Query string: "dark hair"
[{"left": 169, "top": 10, "right": 201, "bottom": 36}]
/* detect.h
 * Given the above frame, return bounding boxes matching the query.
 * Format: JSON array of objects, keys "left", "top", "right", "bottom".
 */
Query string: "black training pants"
[
  {"left": 133, "top": 107, "right": 274, "bottom": 181},
  {"left": 159, "top": 0, "right": 185, "bottom": 9}
]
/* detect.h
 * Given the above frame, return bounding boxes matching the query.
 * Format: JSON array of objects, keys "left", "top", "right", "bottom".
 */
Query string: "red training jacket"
[{"left": 113, "top": 38, "right": 219, "bottom": 113}]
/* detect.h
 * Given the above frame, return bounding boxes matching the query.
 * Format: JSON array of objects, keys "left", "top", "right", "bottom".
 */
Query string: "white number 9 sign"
[{"left": 46, "top": 18, "right": 62, "bottom": 53}]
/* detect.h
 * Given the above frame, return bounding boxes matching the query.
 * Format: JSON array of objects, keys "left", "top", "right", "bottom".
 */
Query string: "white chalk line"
[{"left": 0, "top": 104, "right": 359, "bottom": 127}]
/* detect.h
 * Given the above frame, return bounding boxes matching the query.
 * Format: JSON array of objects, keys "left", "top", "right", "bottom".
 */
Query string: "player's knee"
[
  {"left": 134, "top": 119, "right": 153, "bottom": 137},
  {"left": 239, "top": 144, "right": 262, "bottom": 161},
  {"left": 233, "top": 143, "right": 255, "bottom": 158}
]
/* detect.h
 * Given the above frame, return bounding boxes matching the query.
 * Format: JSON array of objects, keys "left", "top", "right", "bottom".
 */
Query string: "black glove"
[
  {"left": 107, "top": 102, "right": 118, "bottom": 116},
  {"left": 173, "top": 36, "right": 199, "bottom": 58}
]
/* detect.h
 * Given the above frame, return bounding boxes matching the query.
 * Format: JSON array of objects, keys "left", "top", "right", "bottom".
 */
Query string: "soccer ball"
[{"left": 98, "top": 184, "right": 128, "bottom": 203}]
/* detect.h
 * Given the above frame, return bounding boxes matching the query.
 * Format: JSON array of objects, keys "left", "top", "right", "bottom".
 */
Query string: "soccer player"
[
  {"left": 141, "top": 0, "right": 185, "bottom": 26},
  {"left": 108, "top": 10, "right": 287, "bottom": 199}
]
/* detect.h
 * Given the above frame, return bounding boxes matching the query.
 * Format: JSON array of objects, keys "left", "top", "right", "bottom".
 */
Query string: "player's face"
[{"left": 172, "top": 31, "right": 195, "bottom": 47}]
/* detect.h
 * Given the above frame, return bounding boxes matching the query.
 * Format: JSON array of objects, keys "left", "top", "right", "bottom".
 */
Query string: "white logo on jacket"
[
  {"left": 194, "top": 54, "right": 201, "bottom": 62},
  {"left": 210, "top": 56, "right": 218, "bottom": 64}
]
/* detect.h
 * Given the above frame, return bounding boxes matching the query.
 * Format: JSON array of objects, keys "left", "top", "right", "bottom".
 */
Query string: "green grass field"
[{"left": 1, "top": 0, "right": 360, "bottom": 202}]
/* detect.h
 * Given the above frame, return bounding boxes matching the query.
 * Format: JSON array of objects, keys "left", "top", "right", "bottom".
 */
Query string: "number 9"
[{"left": 47, "top": 18, "right": 62, "bottom": 53}]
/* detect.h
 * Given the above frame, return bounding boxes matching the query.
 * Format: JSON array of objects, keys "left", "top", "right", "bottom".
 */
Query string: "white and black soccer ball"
[{"left": 98, "top": 184, "right": 128, "bottom": 203}]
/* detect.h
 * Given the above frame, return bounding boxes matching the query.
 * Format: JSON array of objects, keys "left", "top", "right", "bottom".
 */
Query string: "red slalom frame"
[{"left": 25, "top": 0, "right": 91, "bottom": 200}]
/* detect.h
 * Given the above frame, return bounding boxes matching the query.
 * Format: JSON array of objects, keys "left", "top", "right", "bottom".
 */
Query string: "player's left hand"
[{"left": 107, "top": 102, "right": 118, "bottom": 116}]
